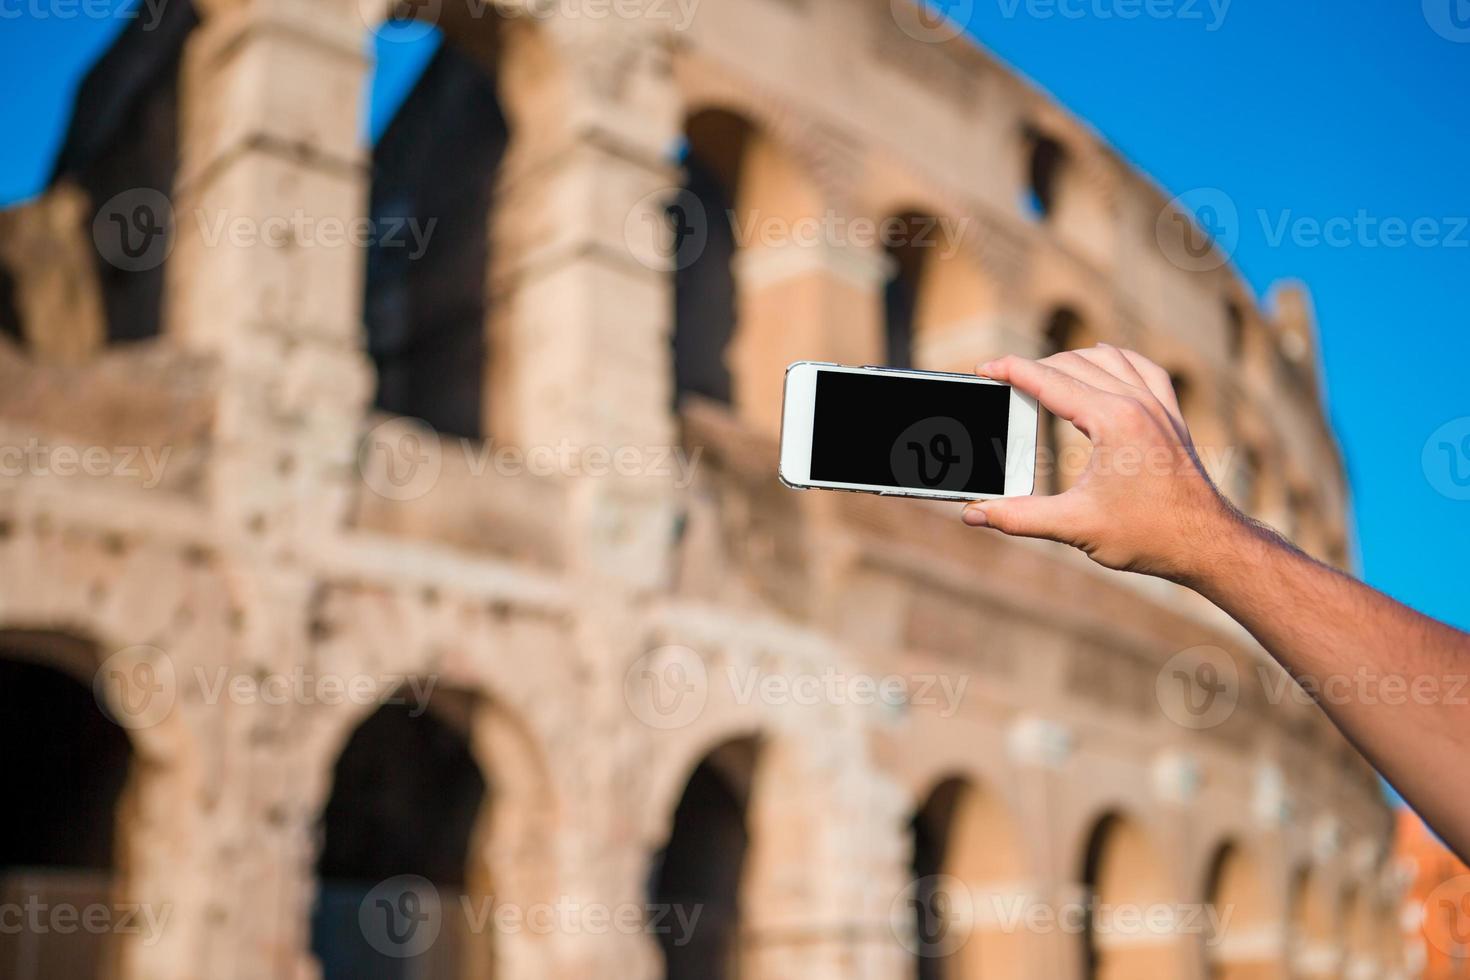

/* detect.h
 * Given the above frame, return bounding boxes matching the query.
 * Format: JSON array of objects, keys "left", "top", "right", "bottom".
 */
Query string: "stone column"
[{"left": 168, "top": 0, "right": 374, "bottom": 547}]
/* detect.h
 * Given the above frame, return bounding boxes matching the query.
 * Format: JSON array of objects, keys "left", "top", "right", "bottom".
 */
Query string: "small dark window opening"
[
  {"left": 1225, "top": 301, "right": 1246, "bottom": 360},
  {"left": 365, "top": 42, "right": 509, "bottom": 440},
  {"left": 1024, "top": 130, "right": 1066, "bottom": 221},
  {"left": 0, "top": 264, "right": 23, "bottom": 347},
  {"left": 312, "top": 699, "right": 486, "bottom": 979},
  {"left": 672, "top": 112, "right": 750, "bottom": 408},
  {"left": 51, "top": 0, "right": 198, "bottom": 344},
  {"left": 650, "top": 756, "right": 750, "bottom": 980},
  {"left": 883, "top": 214, "right": 931, "bottom": 370}
]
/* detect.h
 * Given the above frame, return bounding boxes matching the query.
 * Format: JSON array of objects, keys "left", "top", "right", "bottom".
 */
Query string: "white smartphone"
[{"left": 779, "top": 361, "right": 1038, "bottom": 501}]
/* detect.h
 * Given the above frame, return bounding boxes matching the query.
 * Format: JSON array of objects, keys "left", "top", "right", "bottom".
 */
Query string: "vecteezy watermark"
[
  {"left": 622, "top": 645, "right": 970, "bottom": 730},
  {"left": 1423, "top": 417, "right": 1470, "bottom": 501},
  {"left": 891, "top": 417, "right": 978, "bottom": 491},
  {"left": 1157, "top": 188, "right": 1470, "bottom": 271},
  {"left": 0, "top": 0, "right": 173, "bottom": 29},
  {"left": 358, "top": 417, "right": 704, "bottom": 503},
  {"left": 1423, "top": 874, "right": 1470, "bottom": 955},
  {"left": 1423, "top": 0, "right": 1470, "bottom": 43},
  {"left": 358, "top": 875, "right": 704, "bottom": 959},
  {"left": 357, "top": 0, "right": 702, "bottom": 42},
  {"left": 0, "top": 438, "right": 172, "bottom": 489},
  {"left": 93, "top": 645, "right": 439, "bottom": 730},
  {"left": 1155, "top": 645, "right": 1240, "bottom": 730},
  {"left": 0, "top": 896, "right": 172, "bottom": 947},
  {"left": 92, "top": 192, "right": 439, "bottom": 273},
  {"left": 996, "top": 0, "right": 1232, "bottom": 30},
  {"left": 623, "top": 190, "right": 972, "bottom": 273},
  {"left": 890, "top": 875, "right": 1233, "bottom": 958},
  {"left": 891, "top": 0, "right": 974, "bottom": 43},
  {"left": 1155, "top": 188, "right": 1240, "bottom": 272}
]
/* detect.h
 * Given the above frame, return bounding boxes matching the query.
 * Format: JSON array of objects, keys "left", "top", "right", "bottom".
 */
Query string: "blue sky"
[{"left": 0, "top": 1, "right": 1464, "bottom": 638}]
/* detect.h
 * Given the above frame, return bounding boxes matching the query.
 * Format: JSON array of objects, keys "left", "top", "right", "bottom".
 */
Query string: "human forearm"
[{"left": 1189, "top": 511, "right": 1470, "bottom": 857}]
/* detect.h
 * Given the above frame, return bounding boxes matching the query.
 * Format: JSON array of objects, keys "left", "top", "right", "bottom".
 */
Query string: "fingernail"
[{"left": 962, "top": 507, "right": 989, "bottom": 527}]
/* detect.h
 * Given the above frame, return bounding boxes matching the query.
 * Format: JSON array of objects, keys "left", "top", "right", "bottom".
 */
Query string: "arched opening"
[
  {"left": 1288, "top": 868, "right": 1337, "bottom": 979},
  {"left": 1225, "top": 301, "right": 1246, "bottom": 361},
  {"left": 649, "top": 738, "right": 757, "bottom": 980},
  {"left": 910, "top": 777, "right": 1028, "bottom": 979},
  {"left": 1203, "top": 842, "right": 1280, "bottom": 980},
  {"left": 311, "top": 695, "right": 489, "bottom": 978},
  {"left": 0, "top": 263, "right": 23, "bottom": 347},
  {"left": 672, "top": 110, "right": 750, "bottom": 406},
  {"left": 0, "top": 634, "right": 133, "bottom": 977},
  {"left": 1080, "top": 812, "right": 1179, "bottom": 980},
  {"left": 51, "top": 0, "right": 198, "bottom": 345},
  {"left": 882, "top": 212, "right": 928, "bottom": 370},
  {"left": 1042, "top": 307, "right": 1096, "bottom": 492},
  {"left": 880, "top": 213, "right": 994, "bottom": 372},
  {"left": 365, "top": 29, "right": 511, "bottom": 439},
  {"left": 1022, "top": 129, "right": 1067, "bottom": 222}
]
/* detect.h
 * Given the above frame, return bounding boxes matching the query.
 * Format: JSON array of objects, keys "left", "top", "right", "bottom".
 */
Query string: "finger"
[
  {"left": 1040, "top": 350, "right": 1138, "bottom": 398},
  {"left": 962, "top": 491, "right": 1088, "bottom": 543},
  {"left": 1115, "top": 348, "right": 1185, "bottom": 423},
  {"left": 977, "top": 356, "right": 1107, "bottom": 436},
  {"left": 1077, "top": 344, "right": 1150, "bottom": 391}
]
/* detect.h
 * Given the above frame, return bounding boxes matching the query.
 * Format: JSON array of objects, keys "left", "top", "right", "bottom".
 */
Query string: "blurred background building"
[{"left": 0, "top": 0, "right": 1416, "bottom": 977}]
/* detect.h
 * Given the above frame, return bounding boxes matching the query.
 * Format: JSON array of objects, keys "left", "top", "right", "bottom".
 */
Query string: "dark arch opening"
[
  {"left": 883, "top": 213, "right": 935, "bottom": 370},
  {"left": 0, "top": 263, "right": 23, "bottom": 347},
  {"left": 365, "top": 37, "right": 510, "bottom": 439},
  {"left": 671, "top": 110, "right": 750, "bottom": 408},
  {"left": 311, "top": 697, "right": 487, "bottom": 979},
  {"left": 52, "top": 0, "right": 198, "bottom": 344},
  {"left": 910, "top": 778, "right": 964, "bottom": 980},
  {"left": 1023, "top": 130, "right": 1066, "bottom": 221},
  {"left": 0, "top": 638, "right": 133, "bottom": 977},
  {"left": 1225, "top": 301, "right": 1246, "bottom": 360},
  {"left": 1078, "top": 813, "right": 1122, "bottom": 980},
  {"left": 650, "top": 744, "right": 753, "bottom": 980}
]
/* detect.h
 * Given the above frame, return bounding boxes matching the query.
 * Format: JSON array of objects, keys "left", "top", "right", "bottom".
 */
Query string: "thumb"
[{"left": 962, "top": 493, "right": 1081, "bottom": 542}]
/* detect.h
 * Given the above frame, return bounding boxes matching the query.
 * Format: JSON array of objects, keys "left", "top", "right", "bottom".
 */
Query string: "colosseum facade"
[{"left": 0, "top": 0, "right": 1406, "bottom": 978}]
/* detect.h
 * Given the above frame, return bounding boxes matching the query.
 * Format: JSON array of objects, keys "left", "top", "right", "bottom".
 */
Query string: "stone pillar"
[
  {"left": 488, "top": 15, "right": 684, "bottom": 591},
  {"left": 168, "top": 0, "right": 374, "bottom": 547}
]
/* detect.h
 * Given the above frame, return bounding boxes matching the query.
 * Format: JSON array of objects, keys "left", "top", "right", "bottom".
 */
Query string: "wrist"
[{"left": 1169, "top": 497, "right": 1276, "bottom": 596}]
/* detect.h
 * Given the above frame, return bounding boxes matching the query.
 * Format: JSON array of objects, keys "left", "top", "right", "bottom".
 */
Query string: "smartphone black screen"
[{"left": 809, "top": 370, "right": 1010, "bottom": 494}]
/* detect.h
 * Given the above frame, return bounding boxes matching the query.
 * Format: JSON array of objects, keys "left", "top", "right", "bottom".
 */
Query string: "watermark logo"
[
  {"left": 1423, "top": 417, "right": 1470, "bottom": 501},
  {"left": 996, "top": 0, "right": 1232, "bottom": 31},
  {"left": 1424, "top": 0, "right": 1470, "bottom": 42},
  {"left": 890, "top": 417, "right": 975, "bottom": 491},
  {"left": 93, "top": 188, "right": 174, "bottom": 273},
  {"left": 624, "top": 645, "right": 709, "bottom": 730},
  {"left": 891, "top": 874, "right": 975, "bottom": 958},
  {"left": 1156, "top": 188, "right": 1239, "bottom": 272},
  {"left": 625, "top": 187, "right": 709, "bottom": 273},
  {"left": 892, "top": 0, "right": 973, "bottom": 42},
  {"left": 360, "top": 875, "right": 442, "bottom": 959},
  {"left": 1155, "top": 645, "right": 1239, "bottom": 730},
  {"left": 360, "top": 417, "right": 444, "bottom": 502},
  {"left": 1424, "top": 875, "right": 1470, "bottom": 954},
  {"left": 93, "top": 645, "right": 177, "bottom": 730}
]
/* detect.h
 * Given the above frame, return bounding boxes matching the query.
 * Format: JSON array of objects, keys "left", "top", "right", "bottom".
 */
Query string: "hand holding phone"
[{"left": 779, "top": 362, "right": 1039, "bottom": 501}]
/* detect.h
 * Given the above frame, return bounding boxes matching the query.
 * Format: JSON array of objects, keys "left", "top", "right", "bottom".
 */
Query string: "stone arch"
[
  {"left": 308, "top": 682, "right": 560, "bottom": 979},
  {"left": 1079, "top": 810, "right": 1182, "bottom": 980},
  {"left": 0, "top": 261, "right": 22, "bottom": 348},
  {"left": 1288, "top": 866, "right": 1338, "bottom": 979},
  {"left": 909, "top": 775, "right": 1030, "bottom": 980},
  {"left": 1202, "top": 841, "right": 1283, "bottom": 980},
  {"left": 879, "top": 209, "right": 999, "bottom": 373},
  {"left": 362, "top": 12, "right": 525, "bottom": 440},
  {"left": 672, "top": 101, "right": 845, "bottom": 433},
  {"left": 1040, "top": 305, "right": 1098, "bottom": 492},
  {"left": 0, "top": 632, "right": 132, "bottom": 977}
]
